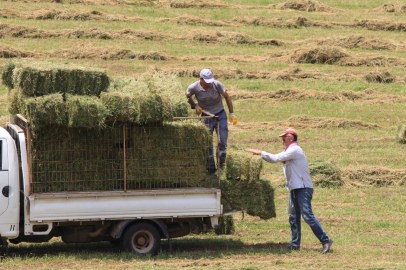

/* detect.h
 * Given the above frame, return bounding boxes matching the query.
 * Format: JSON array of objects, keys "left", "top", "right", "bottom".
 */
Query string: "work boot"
[
  {"left": 206, "top": 157, "right": 217, "bottom": 174},
  {"left": 322, "top": 239, "right": 333, "bottom": 254},
  {"left": 286, "top": 244, "right": 300, "bottom": 251}
]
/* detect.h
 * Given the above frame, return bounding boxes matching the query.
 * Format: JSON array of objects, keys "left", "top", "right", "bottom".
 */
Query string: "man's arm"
[
  {"left": 185, "top": 92, "right": 197, "bottom": 109},
  {"left": 221, "top": 92, "right": 233, "bottom": 113},
  {"left": 245, "top": 148, "right": 262, "bottom": 155}
]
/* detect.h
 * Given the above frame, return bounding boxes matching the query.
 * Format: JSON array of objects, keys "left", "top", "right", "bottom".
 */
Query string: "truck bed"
[{"left": 29, "top": 188, "right": 221, "bottom": 222}]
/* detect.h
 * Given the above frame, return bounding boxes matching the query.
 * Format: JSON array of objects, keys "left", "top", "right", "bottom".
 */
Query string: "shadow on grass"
[{"left": 3, "top": 237, "right": 291, "bottom": 261}]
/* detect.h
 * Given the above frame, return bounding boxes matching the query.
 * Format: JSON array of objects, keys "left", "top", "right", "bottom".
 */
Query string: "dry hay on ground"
[
  {"left": 0, "top": 0, "right": 156, "bottom": 5},
  {"left": 289, "top": 46, "right": 350, "bottom": 64},
  {"left": 313, "top": 34, "right": 403, "bottom": 51},
  {"left": 231, "top": 15, "right": 331, "bottom": 28},
  {"left": 365, "top": 70, "right": 395, "bottom": 83},
  {"left": 341, "top": 166, "right": 406, "bottom": 186},
  {"left": 159, "top": 15, "right": 233, "bottom": 27},
  {"left": 230, "top": 115, "right": 379, "bottom": 134},
  {"left": 170, "top": 1, "right": 229, "bottom": 9},
  {"left": 352, "top": 18, "right": 406, "bottom": 32},
  {"left": 274, "top": 0, "right": 341, "bottom": 12},
  {"left": 0, "top": 8, "right": 143, "bottom": 22},
  {"left": 229, "top": 88, "right": 406, "bottom": 104},
  {"left": 374, "top": 2, "right": 406, "bottom": 13}
]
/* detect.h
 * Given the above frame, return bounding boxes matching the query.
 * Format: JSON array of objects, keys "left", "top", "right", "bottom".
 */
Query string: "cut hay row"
[
  {"left": 229, "top": 88, "right": 406, "bottom": 104},
  {"left": 373, "top": 2, "right": 406, "bottom": 13},
  {"left": 340, "top": 166, "right": 406, "bottom": 186},
  {"left": 274, "top": 0, "right": 341, "bottom": 12},
  {"left": 2, "top": 61, "right": 110, "bottom": 96},
  {"left": 158, "top": 15, "right": 234, "bottom": 27},
  {"left": 0, "top": 8, "right": 143, "bottom": 22},
  {"left": 4, "top": 23, "right": 406, "bottom": 53},
  {"left": 3, "top": 43, "right": 406, "bottom": 69},
  {"left": 231, "top": 115, "right": 379, "bottom": 134}
]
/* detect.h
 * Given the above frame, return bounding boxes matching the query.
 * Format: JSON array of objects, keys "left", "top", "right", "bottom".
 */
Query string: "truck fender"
[{"left": 110, "top": 219, "right": 171, "bottom": 251}]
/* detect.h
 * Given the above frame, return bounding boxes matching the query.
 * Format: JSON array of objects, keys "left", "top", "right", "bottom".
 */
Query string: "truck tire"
[{"left": 121, "top": 222, "right": 161, "bottom": 255}]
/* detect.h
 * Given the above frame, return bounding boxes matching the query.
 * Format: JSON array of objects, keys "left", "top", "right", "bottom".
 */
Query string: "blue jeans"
[
  {"left": 288, "top": 188, "right": 330, "bottom": 247},
  {"left": 203, "top": 110, "right": 228, "bottom": 169}
]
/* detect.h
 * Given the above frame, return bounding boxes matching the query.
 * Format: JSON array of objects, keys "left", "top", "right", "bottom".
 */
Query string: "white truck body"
[{"left": 0, "top": 122, "right": 223, "bottom": 254}]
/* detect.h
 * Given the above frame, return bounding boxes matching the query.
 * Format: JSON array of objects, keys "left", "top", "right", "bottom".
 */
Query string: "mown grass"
[{"left": 1, "top": 0, "right": 406, "bottom": 268}]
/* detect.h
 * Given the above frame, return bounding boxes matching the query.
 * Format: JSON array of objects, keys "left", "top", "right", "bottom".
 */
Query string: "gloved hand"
[
  {"left": 229, "top": 113, "right": 237, "bottom": 125},
  {"left": 196, "top": 106, "right": 202, "bottom": 116}
]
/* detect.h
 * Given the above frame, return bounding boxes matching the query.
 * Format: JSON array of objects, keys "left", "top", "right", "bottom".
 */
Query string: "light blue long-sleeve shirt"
[{"left": 261, "top": 143, "right": 313, "bottom": 191}]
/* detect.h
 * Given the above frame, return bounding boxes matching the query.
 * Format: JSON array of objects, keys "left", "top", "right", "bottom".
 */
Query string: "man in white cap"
[
  {"left": 185, "top": 68, "right": 236, "bottom": 173},
  {"left": 245, "top": 129, "right": 333, "bottom": 254}
]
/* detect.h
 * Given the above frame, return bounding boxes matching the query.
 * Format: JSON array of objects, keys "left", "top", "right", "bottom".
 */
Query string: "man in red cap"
[{"left": 245, "top": 128, "right": 333, "bottom": 254}]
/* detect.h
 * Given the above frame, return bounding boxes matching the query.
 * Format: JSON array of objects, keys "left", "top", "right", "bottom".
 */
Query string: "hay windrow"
[
  {"left": 0, "top": 8, "right": 143, "bottom": 22},
  {"left": 365, "top": 70, "right": 395, "bottom": 83},
  {"left": 341, "top": 166, "right": 406, "bottom": 186},
  {"left": 170, "top": 1, "right": 229, "bottom": 9},
  {"left": 374, "top": 2, "right": 406, "bottom": 13},
  {"left": 275, "top": 0, "right": 341, "bottom": 12},
  {"left": 290, "top": 46, "right": 350, "bottom": 64},
  {"left": 159, "top": 15, "right": 234, "bottom": 27},
  {"left": 229, "top": 88, "right": 406, "bottom": 104},
  {"left": 309, "top": 159, "right": 342, "bottom": 188},
  {"left": 396, "top": 124, "right": 406, "bottom": 144}
]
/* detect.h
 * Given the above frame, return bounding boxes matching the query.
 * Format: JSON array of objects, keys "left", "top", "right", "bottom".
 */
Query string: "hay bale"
[
  {"left": 1, "top": 61, "right": 15, "bottom": 89},
  {"left": 309, "top": 159, "right": 342, "bottom": 188},
  {"left": 226, "top": 148, "right": 263, "bottom": 181},
  {"left": 103, "top": 73, "right": 188, "bottom": 124},
  {"left": 65, "top": 94, "right": 108, "bottom": 128},
  {"left": 365, "top": 70, "right": 395, "bottom": 83},
  {"left": 396, "top": 124, "right": 406, "bottom": 144},
  {"left": 8, "top": 89, "right": 22, "bottom": 115},
  {"left": 221, "top": 178, "right": 276, "bottom": 220},
  {"left": 22, "top": 93, "right": 67, "bottom": 129},
  {"left": 11, "top": 61, "right": 110, "bottom": 97}
]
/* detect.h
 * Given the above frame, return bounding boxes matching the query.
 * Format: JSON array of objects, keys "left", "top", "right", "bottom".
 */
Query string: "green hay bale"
[
  {"left": 103, "top": 73, "right": 188, "bottom": 124},
  {"left": 1, "top": 61, "right": 16, "bottom": 89},
  {"left": 226, "top": 148, "right": 263, "bottom": 181},
  {"left": 22, "top": 93, "right": 67, "bottom": 129},
  {"left": 12, "top": 62, "right": 110, "bottom": 97},
  {"left": 221, "top": 178, "right": 276, "bottom": 220},
  {"left": 215, "top": 216, "right": 235, "bottom": 235},
  {"left": 8, "top": 89, "right": 22, "bottom": 115},
  {"left": 309, "top": 159, "right": 342, "bottom": 188},
  {"left": 396, "top": 124, "right": 406, "bottom": 144},
  {"left": 65, "top": 94, "right": 109, "bottom": 129}
]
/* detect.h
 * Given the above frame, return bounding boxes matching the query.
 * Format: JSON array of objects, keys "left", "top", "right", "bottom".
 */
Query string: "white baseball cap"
[{"left": 200, "top": 69, "right": 215, "bottom": 83}]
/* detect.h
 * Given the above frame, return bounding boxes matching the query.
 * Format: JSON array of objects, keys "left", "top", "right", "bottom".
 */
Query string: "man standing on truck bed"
[
  {"left": 186, "top": 69, "right": 236, "bottom": 173},
  {"left": 245, "top": 129, "right": 333, "bottom": 254}
]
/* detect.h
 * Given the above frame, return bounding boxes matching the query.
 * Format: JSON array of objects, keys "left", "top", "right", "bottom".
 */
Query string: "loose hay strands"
[
  {"left": 396, "top": 124, "right": 406, "bottom": 144},
  {"left": 309, "top": 159, "right": 342, "bottom": 188},
  {"left": 365, "top": 70, "right": 395, "bottom": 83},
  {"left": 9, "top": 61, "right": 110, "bottom": 97},
  {"left": 65, "top": 94, "right": 108, "bottom": 129},
  {"left": 341, "top": 166, "right": 406, "bottom": 186},
  {"left": 226, "top": 148, "right": 263, "bottom": 181}
]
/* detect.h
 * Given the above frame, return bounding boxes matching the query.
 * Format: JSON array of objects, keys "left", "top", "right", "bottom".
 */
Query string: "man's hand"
[
  {"left": 245, "top": 148, "right": 262, "bottom": 155},
  {"left": 196, "top": 106, "right": 202, "bottom": 115},
  {"left": 229, "top": 113, "right": 237, "bottom": 125}
]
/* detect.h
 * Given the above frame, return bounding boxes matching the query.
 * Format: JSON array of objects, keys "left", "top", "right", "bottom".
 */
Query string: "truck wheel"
[{"left": 121, "top": 223, "right": 161, "bottom": 255}]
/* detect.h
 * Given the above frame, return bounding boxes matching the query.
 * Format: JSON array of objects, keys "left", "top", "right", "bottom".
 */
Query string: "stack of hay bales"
[
  {"left": 2, "top": 61, "right": 209, "bottom": 193},
  {"left": 221, "top": 148, "right": 276, "bottom": 220}
]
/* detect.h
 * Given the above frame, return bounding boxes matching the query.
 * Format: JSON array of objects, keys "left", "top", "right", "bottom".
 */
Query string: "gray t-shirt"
[{"left": 186, "top": 80, "right": 225, "bottom": 114}]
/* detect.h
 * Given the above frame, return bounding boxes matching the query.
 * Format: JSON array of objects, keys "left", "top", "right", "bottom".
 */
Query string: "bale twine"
[
  {"left": 396, "top": 124, "right": 406, "bottom": 144},
  {"left": 309, "top": 159, "right": 342, "bottom": 188}
]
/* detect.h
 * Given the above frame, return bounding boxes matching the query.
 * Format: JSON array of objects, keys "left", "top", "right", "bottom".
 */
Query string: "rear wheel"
[{"left": 121, "top": 223, "right": 161, "bottom": 255}]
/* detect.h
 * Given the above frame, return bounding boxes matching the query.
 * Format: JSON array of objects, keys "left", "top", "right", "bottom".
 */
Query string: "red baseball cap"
[{"left": 279, "top": 128, "right": 298, "bottom": 138}]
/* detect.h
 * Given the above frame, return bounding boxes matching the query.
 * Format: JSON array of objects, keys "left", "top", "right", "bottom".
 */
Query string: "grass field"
[{"left": 1, "top": 0, "right": 406, "bottom": 269}]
